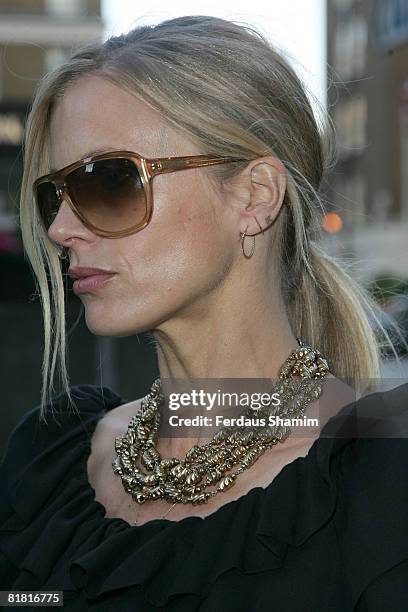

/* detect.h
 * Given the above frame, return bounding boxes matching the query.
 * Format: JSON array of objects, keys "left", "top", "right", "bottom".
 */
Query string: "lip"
[
  {"left": 68, "top": 266, "right": 115, "bottom": 280},
  {"left": 72, "top": 273, "right": 116, "bottom": 295}
]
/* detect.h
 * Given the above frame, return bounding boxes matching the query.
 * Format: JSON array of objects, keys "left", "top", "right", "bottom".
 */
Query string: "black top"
[{"left": 1, "top": 383, "right": 408, "bottom": 611}]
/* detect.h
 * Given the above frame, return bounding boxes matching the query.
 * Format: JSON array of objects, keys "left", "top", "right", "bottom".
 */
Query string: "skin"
[{"left": 47, "top": 75, "right": 355, "bottom": 523}]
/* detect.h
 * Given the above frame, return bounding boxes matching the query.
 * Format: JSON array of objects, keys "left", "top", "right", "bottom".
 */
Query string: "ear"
[{"left": 237, "top": 156, "right": 287, "bottom": 236}]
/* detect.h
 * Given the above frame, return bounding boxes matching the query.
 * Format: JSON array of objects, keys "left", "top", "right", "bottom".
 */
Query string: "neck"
[{"left": 151, "top": 277, "right": 298, "bottom": 382}]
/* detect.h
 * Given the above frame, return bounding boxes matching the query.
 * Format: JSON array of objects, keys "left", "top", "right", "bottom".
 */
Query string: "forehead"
[{"left": 48, "top": 75, "right": 175, "bottom": 169}]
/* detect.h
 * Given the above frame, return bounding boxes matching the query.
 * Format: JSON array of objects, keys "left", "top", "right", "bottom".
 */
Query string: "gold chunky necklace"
[{"left": 112, "top": 338, "right": 330, "bottom": 521}]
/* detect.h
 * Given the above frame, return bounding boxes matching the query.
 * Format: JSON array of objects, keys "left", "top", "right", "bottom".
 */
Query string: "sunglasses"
[{"left": 33, "top": 150, "right": 245, "bottom": 238}]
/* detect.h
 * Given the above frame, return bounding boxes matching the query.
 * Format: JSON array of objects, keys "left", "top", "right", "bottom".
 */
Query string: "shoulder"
[
  {"left": 0, "top": 384, "right": 125, "bottom": 484},
  {"left": 0, "top": 384, "right": 126, "bottom": 530},
  {"left": 331, "top": 384, "right": 408, "bottom": 608},
  {"left": 333, "top": 383, "right": 408, "bottom": 507},
  {"left": 337, "top": 382, "right": 408, "bottom": 471},
  {"left": 4, "top": 383, "right": 123, "bottom": 440}
]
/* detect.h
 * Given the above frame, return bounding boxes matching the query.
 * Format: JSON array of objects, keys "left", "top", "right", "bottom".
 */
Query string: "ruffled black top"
[{"left": 1, "top": 383, "right": 408, "bottom": 611}]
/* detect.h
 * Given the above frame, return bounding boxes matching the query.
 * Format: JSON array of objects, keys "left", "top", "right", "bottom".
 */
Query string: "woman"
[{"left": 1, "top": 15, "right": 407, "bottom": 611}]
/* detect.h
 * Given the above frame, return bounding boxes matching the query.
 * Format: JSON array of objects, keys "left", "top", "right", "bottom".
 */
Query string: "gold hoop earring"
[{"left": 240, "top": 227, "right": 255, "bottom": 259}]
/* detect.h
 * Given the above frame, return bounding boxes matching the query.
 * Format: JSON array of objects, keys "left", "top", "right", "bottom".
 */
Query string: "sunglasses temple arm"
[{"left": 146, "top": 157, "right": 244, "bottom": 176}]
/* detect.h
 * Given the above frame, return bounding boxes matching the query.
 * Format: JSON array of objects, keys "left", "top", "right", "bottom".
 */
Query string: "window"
[
  {"left": 400, "top": 78, "right": 408, "bottom": 221},
  {"left": 334, "top": 16, "right": 367, "bottom": 79},
  {"left": 334, "top": 95, "right": 368, "bottom": 157},
  {"left": 45, "top": 0, "right": 84, "bottom": 16}
]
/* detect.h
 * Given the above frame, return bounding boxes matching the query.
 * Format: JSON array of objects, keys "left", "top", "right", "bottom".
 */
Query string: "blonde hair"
[{"left": 19, "top": 15, "right": 400, "bottom": 420}]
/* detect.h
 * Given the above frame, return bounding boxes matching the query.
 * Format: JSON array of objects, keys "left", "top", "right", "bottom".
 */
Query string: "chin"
[
  {"left": 83, "top": 308, "right": 153, "bottom": 337},
  {"left": 81, "top": 290, "right": 186, "bottom": 337}
]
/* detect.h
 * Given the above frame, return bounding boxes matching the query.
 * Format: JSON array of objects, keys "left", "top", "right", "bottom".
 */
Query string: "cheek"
[
  {"left": 80, "top": 193, "right": 234, "bottom": 335},
  {"left": 120, "top": 186, "right": 232, "bottom": 299}
]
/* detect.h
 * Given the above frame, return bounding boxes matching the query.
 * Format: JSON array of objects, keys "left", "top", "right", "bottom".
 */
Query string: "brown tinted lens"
[
  {"left": 36, "top": 181, "right": 59, "bottom": 231},
  {"left": 65, "top": 157, "right": 147, "bottom": 232}
]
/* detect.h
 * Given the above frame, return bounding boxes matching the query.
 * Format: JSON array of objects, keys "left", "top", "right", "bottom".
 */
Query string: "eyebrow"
[{"left": 49, "top": 147, "right": 122, "bottom": 172}]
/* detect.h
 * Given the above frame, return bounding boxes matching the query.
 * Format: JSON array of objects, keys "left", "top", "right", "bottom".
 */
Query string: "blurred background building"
[
  {"left": 0, "top": 0, "right": 103, "bottom": 236},
  {"left": 1, "top": 0, "right": 407, "bottom": 454},
  {"left": 324, "top": 0, "right": 408, "bottom": 282},
  {"left": 323, "top": 0, "right": 408, "bottom": 376}
]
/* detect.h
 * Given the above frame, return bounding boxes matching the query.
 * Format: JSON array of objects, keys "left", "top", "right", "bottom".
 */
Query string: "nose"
[{"left": 47, "top": 197, "right": 90, "bottom": 249}]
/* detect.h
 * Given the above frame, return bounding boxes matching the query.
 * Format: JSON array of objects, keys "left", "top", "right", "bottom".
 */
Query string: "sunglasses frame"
[{"left": 33, "top": 150, "right": 246, "bottom": 238}]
